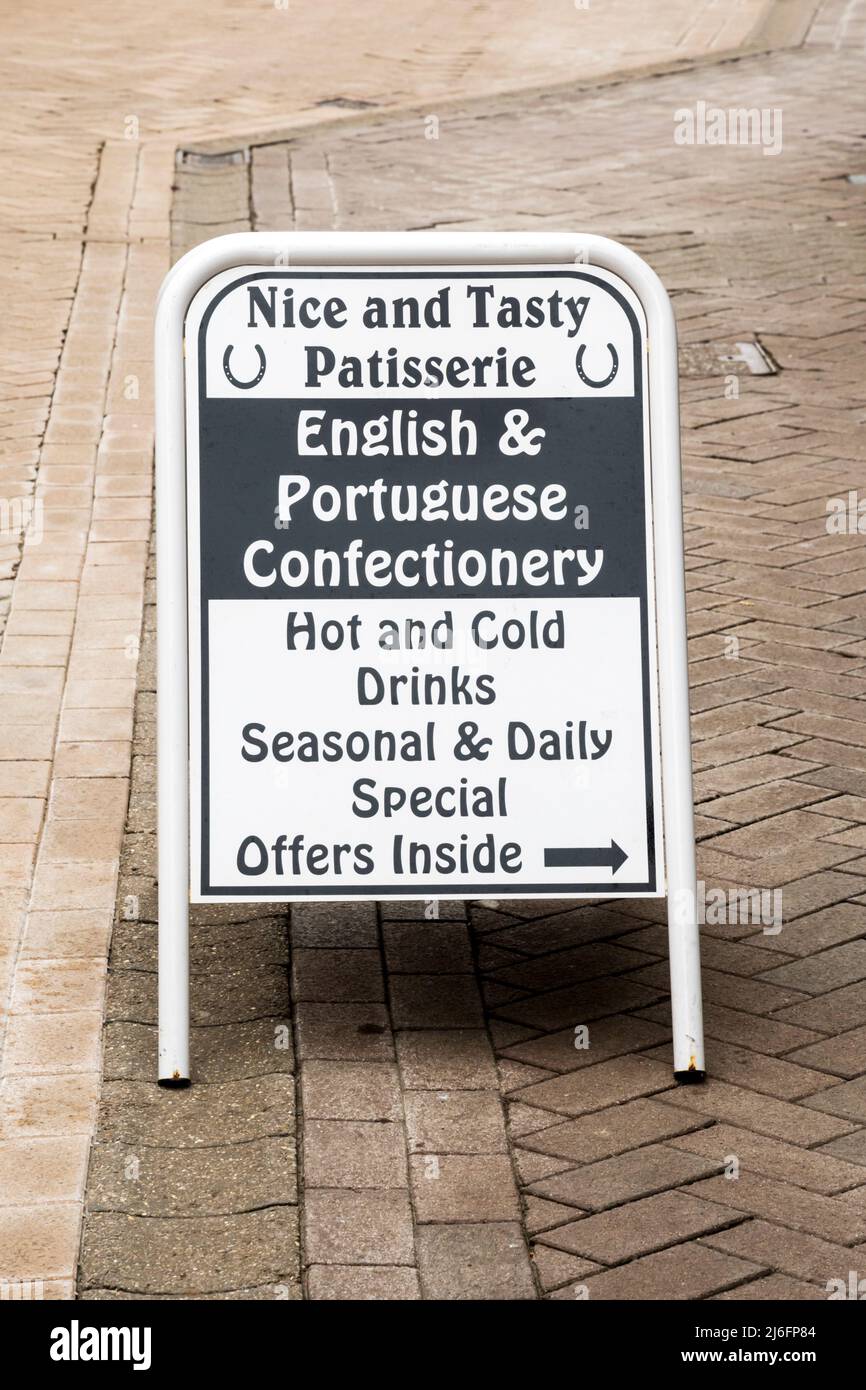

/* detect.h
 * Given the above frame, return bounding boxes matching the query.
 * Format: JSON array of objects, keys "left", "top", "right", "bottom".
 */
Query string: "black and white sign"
[{"left": 184, "top": 267, "right": 664, "bottom": 900}]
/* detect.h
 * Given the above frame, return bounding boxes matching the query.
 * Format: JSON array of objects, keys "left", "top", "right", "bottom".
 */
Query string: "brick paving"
[
  {"left": 1, "top": 0, "right": 864, "bottom": 1301},
  {"left": 73, "top": 1, "right": 866, "bottom": 1300},
  {"left": 1, "top": 0, "right": 774, "bottom": 1298}
]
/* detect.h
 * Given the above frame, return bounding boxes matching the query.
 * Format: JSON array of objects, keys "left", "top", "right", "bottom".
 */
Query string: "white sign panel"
[{"left": 184, "top": 267, "right": 664, "bottom": 901}]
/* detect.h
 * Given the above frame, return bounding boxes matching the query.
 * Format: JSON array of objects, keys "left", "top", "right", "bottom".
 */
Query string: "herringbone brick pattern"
[{"left": 76, "top": 0, "right": 866, "bottom": 1299}]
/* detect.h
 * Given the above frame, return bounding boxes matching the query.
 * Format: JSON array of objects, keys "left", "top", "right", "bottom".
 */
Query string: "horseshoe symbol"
[
  {"left": 575, "top": 342, "right": 619, "bottom": 389},
  {"left": 223, "top": 343, "right": 266, "bottom": 390}
]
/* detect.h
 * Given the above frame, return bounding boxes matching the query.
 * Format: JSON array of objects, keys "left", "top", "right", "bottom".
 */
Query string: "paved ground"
[
  {"left": 72, "top": 3, "right": 866, "bottom": 1300},
  {"left": 1, "top": 0, "right": 864, "bottom": 1300},
  {"left": 0, "top": 0, "right": 790, "bottom": 1297}
]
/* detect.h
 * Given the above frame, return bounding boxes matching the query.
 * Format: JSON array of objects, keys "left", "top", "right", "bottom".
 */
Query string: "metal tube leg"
[
  {"left": 640, "top": 259, "right": 706, "bottom": 1084},
  {"left": 668, "top": 874, "right": 705, "bottom": 1082},
  {"left": 155, "top": 545, "right": 191, "bottom": 1083},
  {"left": 156, "top": 613, "right": 191, "bottom": 1085},
  {"left": 155, "top": 272, "right": 191, "bottom": 1085},
  {"left": 157, "top": 847, "right": 190, "bottom": 1086}
]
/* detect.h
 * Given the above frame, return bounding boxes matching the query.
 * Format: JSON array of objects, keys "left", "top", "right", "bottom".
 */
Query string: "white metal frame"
[{"left": 155, "top": 231, "right": 704, "bottom": 1085}]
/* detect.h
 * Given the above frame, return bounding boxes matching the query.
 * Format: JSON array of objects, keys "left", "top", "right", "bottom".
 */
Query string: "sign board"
[
  {"left": 156, "top": 231, "right": 704, "bottom": 1084},
  {"left": 184, "top": 266, "right": 664, "bottom": 901}
]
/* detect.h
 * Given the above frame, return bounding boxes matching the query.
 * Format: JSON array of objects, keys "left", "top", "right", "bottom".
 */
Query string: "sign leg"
[
  {"left": 659, "top": 639, "right": 706, "bottom": 1082},
  {"left": 157, "top": 867, "right": 190, "bottom": 1086},
  {"left": 661, "top": 662, "right": 706, "bottom": 1079},
  {"left": 156, "top": 556, "right": 191, "bottom": 1082},
  {"left": 646, "top": 262, "right": 706, "bottom": 1084},
  {"left": 667, "top": 862, "right": 706, "bottom": 1082},
  {"left": 156, "top": 298, "right": 191, "bottom": 1085}
]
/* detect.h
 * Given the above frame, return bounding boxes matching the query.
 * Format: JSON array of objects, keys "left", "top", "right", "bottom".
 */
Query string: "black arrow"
[{"left": 544, "top": 841, "right": 628, "bottom": 874}]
